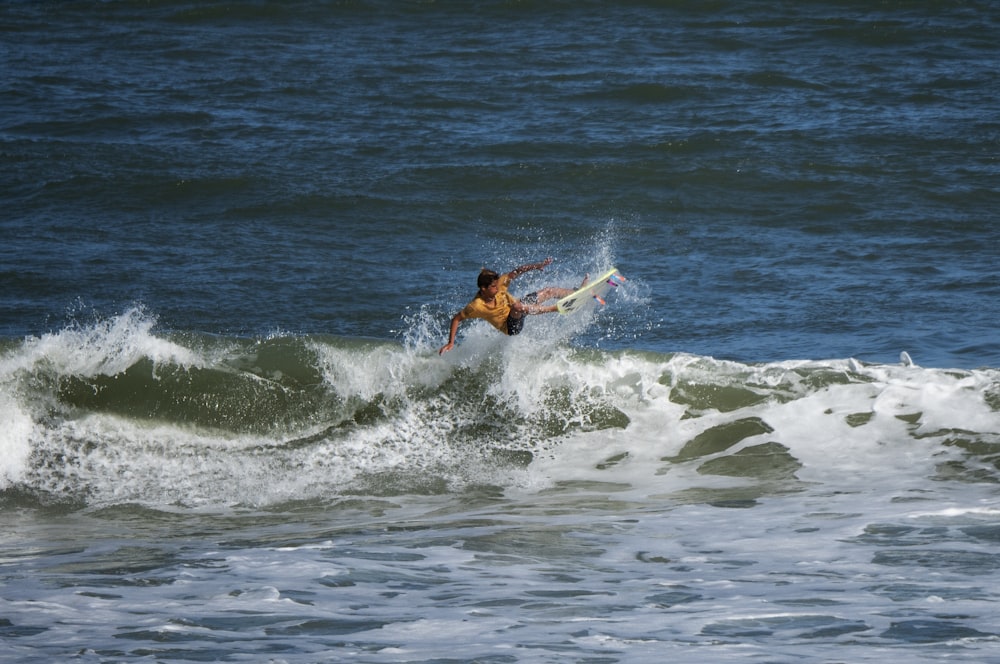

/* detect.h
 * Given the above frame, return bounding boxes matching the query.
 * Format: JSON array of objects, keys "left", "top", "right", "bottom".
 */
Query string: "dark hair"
[{"left": 477, "top": 269, "right": 499, "bottom": 289}]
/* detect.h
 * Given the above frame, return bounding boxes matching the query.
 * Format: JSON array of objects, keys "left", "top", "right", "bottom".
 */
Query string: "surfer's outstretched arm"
[
  {"left": 507, "top": 258, "right": 586, "bottom": 303},
  {"left": 439, "top": 312, "right": 464, "bottom": 355},
  {"left": 506, "top": 257, "right": 553, "bottom": 281}
]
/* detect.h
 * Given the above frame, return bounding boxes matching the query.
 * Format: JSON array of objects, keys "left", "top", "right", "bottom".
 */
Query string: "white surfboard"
[{"left": 556, "top": 267, "right": 626, "bottom": 314}]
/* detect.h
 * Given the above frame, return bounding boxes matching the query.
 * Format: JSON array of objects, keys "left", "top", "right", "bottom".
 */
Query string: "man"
[{"left": 438, "top": 257, "right": 581, "bottom": 354}]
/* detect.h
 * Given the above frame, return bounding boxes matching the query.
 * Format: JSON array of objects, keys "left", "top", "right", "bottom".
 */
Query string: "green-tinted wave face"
[{"left": 54, "top": 356, "right": 330, "bottom": 435}]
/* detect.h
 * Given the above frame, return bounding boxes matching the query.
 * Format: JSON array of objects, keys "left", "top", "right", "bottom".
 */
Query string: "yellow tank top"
[{"left": 460, "top": 274, "right": 518, "bottom": 334}]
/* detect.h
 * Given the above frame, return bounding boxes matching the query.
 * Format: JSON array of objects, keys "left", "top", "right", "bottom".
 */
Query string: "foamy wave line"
[{"left": 1, "top": 306, "right": 205, "bottom": 379}]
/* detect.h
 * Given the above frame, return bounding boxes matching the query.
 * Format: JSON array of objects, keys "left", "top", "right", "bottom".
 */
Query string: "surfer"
[{"left": 438, "top": 257, "right": 581, "bottom": 354}]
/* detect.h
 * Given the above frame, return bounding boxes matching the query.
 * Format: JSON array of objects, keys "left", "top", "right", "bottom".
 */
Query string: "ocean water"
[{"left": 2, "top": 1, "right": 1000, "bottom": 662}]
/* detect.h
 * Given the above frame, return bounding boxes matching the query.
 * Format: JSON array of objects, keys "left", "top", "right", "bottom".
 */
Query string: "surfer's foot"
[{"left": 579, "top": 273, "right": 589, "bottom": 288}]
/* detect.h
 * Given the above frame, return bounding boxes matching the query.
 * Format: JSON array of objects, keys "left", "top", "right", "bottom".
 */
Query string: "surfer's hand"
[{"left": 439, "top": 342, "right": 454, "bottom": 355}]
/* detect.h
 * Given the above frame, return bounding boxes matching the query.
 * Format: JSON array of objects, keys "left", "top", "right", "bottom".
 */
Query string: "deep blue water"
[{"left": 3, "top": 0, "right": 999, "bottom": 367}]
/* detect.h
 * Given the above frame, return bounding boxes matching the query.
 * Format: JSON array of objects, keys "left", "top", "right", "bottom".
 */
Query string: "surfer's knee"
[{"left": 532, "top": 287, "right": 561, "bottom": 302}]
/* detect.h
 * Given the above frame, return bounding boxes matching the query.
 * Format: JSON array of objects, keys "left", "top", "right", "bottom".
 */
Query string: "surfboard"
[{"left": 556, "top": 267, "right": 626, "bottom": 314}]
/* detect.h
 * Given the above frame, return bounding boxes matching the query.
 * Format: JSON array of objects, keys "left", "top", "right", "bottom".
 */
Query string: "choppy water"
[{"left": 2, "top": 1, "right": 1000, "bottom": 662}]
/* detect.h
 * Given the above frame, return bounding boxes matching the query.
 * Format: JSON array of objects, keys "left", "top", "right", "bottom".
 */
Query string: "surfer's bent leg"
[
  {"left": 507, "top": 300, "right": 557, "bottom": 332},
  {"left": 533, "top": 286, "right": 573, "bottom": 303}
]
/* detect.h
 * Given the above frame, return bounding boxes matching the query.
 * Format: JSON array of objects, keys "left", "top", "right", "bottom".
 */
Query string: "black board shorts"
[
  {"left": 505, "top": 314, "right": 525, "bottom": 336},
  {"left": 505, "top": 291, "right": 537, "bottom": 336}
]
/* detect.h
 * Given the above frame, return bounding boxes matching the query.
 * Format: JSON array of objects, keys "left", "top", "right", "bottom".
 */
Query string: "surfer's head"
[{"left": 477, "top": 269, "right": 500, "bottom": 290}]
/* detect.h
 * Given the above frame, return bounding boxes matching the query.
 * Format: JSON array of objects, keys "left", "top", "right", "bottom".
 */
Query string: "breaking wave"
[{"left": 1, "top": 308, "right": 998, "bottom": 509}]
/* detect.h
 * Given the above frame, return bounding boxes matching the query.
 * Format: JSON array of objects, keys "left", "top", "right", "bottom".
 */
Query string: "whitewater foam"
[
  {"left": 310, "top": 338, "right": 451, "bottom": 401},
  {"left": 0, "top": 395, "right": 33, "bottom": 489},
  {"left": 1, "top": 307, "right": 998, "bottom": 508},
  {"left": 1, "top": 307, "right": 205, "bottom": 379}
]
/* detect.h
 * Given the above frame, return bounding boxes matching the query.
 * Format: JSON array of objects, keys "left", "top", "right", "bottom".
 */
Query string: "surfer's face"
[{"left": 480, "top": 279, "right": 499, "bottom": 298}]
